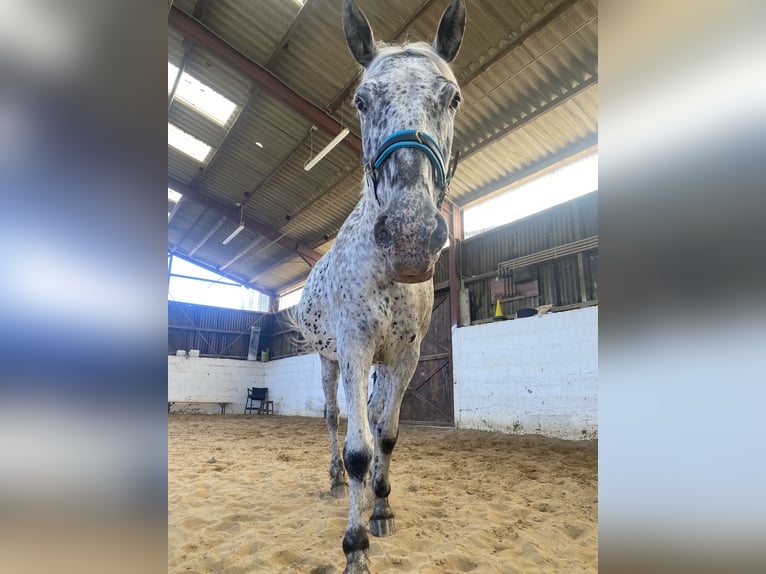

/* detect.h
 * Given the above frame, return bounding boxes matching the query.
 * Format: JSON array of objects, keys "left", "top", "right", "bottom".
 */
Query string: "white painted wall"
[
  {"left": 168, "top": 356, "right": 265, "bottom": 414},
  {"left": 263, "top": 353, "right": 327, "bottom": 417},
  {"left": 167, "top": 353, "right": 357, "bottom": 417},
  {"left": 453, "top": 306, "right": 598, "bottom": 439},
  {"left": 167, "top": 307, "right": 597, "bottom": 439}
]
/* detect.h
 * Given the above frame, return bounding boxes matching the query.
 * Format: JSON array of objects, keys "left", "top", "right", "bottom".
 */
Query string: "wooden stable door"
[{"left": 399, "top": 289, "right": 454, "bottom": 426}]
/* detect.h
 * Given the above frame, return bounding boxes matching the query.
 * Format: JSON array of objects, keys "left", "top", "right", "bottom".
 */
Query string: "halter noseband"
[{"left": 363, "top": 130, "right": 460, "bottom": 208}]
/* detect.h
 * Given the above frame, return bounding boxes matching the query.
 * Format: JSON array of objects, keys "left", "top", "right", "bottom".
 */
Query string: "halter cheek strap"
[{"left": 363, "top": 129, "right": 460, "bottom": 208}]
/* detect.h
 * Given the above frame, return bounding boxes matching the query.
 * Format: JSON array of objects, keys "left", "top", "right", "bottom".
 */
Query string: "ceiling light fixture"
[
  {"left": 223, "top": 204, "right": 245, "bottom": 245},
  {"left": 304, "top": 126, "right": 349, "bottom": 171}
]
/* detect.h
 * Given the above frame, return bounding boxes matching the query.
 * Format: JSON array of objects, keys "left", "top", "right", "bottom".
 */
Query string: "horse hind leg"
[
  {"left": 321, "top": 357, "right": 348, "bottom": 497},
  {"left": 367, "top": 353, "right": 419, "bottom": 538}
]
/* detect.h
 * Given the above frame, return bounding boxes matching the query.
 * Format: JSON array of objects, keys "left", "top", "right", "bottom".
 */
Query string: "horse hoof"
[
  {"left": 331, "top": 483, "right": 349, "bottom": 498},
  {"left": 369, "top": 516, "right": 395, "bottom": 537},
  {"left": 343, "top": 554, "right": 370, "bottom": 574}
]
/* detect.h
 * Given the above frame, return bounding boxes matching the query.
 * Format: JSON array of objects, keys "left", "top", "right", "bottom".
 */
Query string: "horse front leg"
[
  {"left": 338, "top": 343, "right": 375, "bottom": 574},
  {"left": 321, "top": 356, "right": 348, "bottom": 497},
  {"left": 367, "top": 348, "right": 420, "bottom": 538}
]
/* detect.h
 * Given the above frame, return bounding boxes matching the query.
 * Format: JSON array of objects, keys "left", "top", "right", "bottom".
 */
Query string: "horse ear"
[
  {"left": 342, "top": 0, "right": 377, "bottom": 68},
  {"left": 433, "top": 0, "right": 466, "bottom": 63}
]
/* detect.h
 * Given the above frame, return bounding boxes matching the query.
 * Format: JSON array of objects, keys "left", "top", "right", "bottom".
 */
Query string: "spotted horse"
[{"left": 297, "top": 1, "right": 466, "bottom": 572}]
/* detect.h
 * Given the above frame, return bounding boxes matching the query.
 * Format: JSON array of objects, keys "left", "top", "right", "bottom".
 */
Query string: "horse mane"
[{"left": 367, "top": 42, "right": 458, "bottom": 82}]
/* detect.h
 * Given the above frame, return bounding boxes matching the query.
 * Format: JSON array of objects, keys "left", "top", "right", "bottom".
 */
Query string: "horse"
[{"left": 296, "top": 1, "right": 466, "bottom": 572}]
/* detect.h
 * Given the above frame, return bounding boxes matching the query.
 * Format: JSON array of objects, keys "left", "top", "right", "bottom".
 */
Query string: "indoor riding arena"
[{"left": 168, "top": 0, "right": 598, "bottom": 572}]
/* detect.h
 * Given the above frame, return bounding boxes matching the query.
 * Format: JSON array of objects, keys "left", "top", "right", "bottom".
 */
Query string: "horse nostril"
[
  {"left": 374, "top": 215, "right": 393, "bottom": 248},
  {"left": 429, "top": 213, "right": 448, "bottom": 251}
]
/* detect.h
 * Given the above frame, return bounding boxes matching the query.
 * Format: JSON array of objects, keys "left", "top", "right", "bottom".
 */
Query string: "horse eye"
[
  {"left": 449, "top": 93, "right": 461, "bottom": 111},
  {"left": 354, "top": 95, "right": 366, "bottom": 113}
]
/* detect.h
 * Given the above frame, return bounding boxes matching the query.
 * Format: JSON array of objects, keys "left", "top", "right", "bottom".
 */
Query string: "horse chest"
[{"left": 299, "top": 268, "right": 431, "bottom": 362}]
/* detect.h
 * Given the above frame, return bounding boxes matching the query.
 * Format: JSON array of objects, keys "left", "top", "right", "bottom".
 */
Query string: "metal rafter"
[
  {"left": 190, "top": 89, "right": 259, "bottom": 188},
  {"left": 168, "top": 176, "right": 323, "bottom": 266},
  {"left": 188, "top": 216, "right": 226, "bottom": 256},
  {"left": 247, "top": 249, "right": 314, "bottom": 287},
  {"left": 220, "top": 237, "right": 267, "bottom": 271},
  {"left": 265, "top": 0, "right": 316, "bottom": 69}
]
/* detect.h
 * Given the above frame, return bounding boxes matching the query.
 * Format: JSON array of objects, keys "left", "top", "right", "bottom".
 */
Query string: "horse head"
[{"left": 342, "top": 0, "right": 466, "bottom": 283}]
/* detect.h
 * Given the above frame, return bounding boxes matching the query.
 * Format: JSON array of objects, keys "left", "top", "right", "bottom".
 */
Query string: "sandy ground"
[{"left": 168, "top": 415, "right": 597, "bottom": 573}]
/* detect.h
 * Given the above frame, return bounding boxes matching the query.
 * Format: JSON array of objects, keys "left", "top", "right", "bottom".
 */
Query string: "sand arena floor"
[{"left": 168, "top": 414, "right": 597, "bottom": 573}]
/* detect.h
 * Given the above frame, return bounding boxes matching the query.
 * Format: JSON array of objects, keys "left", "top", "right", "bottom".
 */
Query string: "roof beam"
[
  {"left": 188, "top": 216, "right": 226, "bottom": 256},
  {"left": 220, "top": 238, "right": 266, "bottom": 271},
  {"left": 168, "top": 176, "right": 323, "bottom": 266},
  {"left": 265, "top": 0, "right": 316, "bottom": 69},
  {"left": 247, "top": 251, "right": 311, "bottom": 287},
  {"left": 168, "top": 5, "right": 362, "bottom": 154}
]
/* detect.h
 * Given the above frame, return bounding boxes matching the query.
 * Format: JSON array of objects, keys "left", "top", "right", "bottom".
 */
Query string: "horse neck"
[{"left": 335, "top": 183, "right": 380, "bottom": 248}]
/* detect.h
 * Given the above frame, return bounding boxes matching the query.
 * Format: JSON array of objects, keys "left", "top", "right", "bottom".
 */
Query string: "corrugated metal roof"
[
  {"left": 203, "top": 0, "right": 303, "bottom": 67},
  {"left": 167, "top": 0, "right": 598, "bottom": 295}
]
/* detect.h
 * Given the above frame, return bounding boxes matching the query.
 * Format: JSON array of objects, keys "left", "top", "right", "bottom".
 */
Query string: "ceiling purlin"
[
  {"left": 188, "top": 215, "right": 226, "bottom": 256},
  {"left": 169, "top": 176, "right": 323, "bottom": 266},
  {"left": 171, "top": 206, "right": 208, "bottom": 250},
  {"left": 247, "top": 252, "right": 304, "bottom": 287},
  {"left": 238, "top": 129, "right": 315, "bottom": 210},
  {"left": 274, "top": 163, "right": 362, "bottom": 242},
  {"left": 220, "top": 237, "right": 268, "bottom": 271},
  {"left": 190, "top": 89, "right": 259, "bottom": 189},
  {"left": 265, "top": 0, "right": 317, "bottom": 70}
]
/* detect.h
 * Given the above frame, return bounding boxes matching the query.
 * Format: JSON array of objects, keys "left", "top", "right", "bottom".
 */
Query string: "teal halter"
[{"left": 363, "top": 130, "right": 459, "bottom": 207}]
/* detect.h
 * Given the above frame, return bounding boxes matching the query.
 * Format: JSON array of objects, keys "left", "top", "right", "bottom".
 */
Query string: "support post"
[{"left": 447, "top": 202, "right": 464, "bottom": 329}]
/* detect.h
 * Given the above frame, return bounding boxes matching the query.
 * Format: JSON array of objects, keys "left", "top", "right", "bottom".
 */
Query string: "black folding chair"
[{"left": 244, "top": 387, "right": 274, "bottom": 414}]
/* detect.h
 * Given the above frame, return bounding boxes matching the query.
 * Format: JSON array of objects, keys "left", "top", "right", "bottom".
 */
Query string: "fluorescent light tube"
[
  {"left": 222, "top": 224, "right": 245, "bottom": 245},
  {"left": 304, "top": 128, "right": 349, "bottom": 171}
]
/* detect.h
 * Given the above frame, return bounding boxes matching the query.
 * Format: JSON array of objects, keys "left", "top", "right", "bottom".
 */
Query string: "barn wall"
[
  {"left": 168, "top": 301, "right": 267, "bottom": 359},
  {"left": 434, "top": 191, "right": 598, "bottom": 321},
  {"left": 262, "top": 353, "right": 327, "bottom": 417},
  {"left": 262, "top": 354, "right": 384, "bottom": 418},
  {"left": 167, "top": 308, "right": 597, "bottom": 440},
  {"left": 168, "top": 355, "right": 265, "bottom": 414},
  {"left": 452, "top": 306, "right": 597, "bottom": 439}
]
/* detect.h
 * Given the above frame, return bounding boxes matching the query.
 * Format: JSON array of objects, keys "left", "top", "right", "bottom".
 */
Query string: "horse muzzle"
[{"left": 374, "top": 210, "right": 448, "bottom": 283}]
